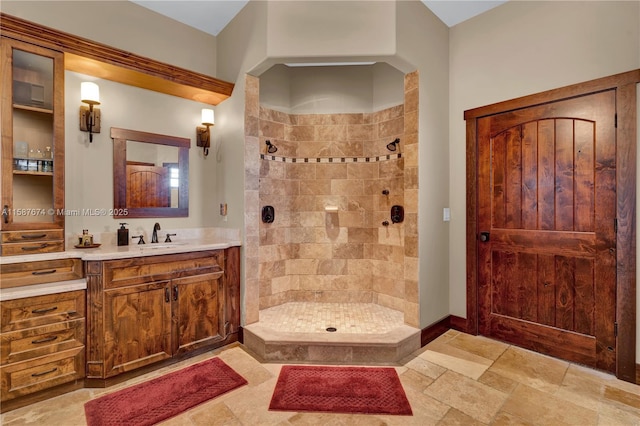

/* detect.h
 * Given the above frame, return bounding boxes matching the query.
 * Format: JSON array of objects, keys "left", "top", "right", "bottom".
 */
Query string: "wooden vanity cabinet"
[
  {"left": 0, "top": 37, "right": 65, "bottom": 256},
  {"left": 0, "top": 290, "right": 85, "bottom": 411},
  {"left": 86, "top": 249, "right": 238, "bottom": 385}
]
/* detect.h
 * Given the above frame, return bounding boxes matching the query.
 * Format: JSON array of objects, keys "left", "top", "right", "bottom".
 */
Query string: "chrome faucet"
[{"left": 152, "top": 222, "right": 161, "bottom": 243}]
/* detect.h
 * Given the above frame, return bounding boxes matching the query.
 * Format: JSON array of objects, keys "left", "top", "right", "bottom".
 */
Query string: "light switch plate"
[{"left": 443, "top": 207, "right": 450, "bottom": 222}]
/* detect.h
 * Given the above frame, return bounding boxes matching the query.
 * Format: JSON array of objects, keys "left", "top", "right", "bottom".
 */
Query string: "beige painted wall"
[{"left": 449, "top": 1, "right": 640, "bottom": 354}]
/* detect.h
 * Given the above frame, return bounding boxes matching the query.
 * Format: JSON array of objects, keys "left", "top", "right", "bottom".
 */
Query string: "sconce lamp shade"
[
  {"left": 201, "top": 108, "right": 214, "bottom": 126},
  {"left": 81, "top": 82, "right": 100, "bottom": 105}
]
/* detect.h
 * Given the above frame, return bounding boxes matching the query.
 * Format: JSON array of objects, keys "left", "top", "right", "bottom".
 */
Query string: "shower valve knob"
[{"left": 382, "top": 221, "right": 390, "bottom": 226}]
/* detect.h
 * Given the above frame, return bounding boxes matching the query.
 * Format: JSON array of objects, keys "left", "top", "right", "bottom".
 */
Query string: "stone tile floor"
[{"left": 2, "top": 330, "right": 639, "bottom": 425}]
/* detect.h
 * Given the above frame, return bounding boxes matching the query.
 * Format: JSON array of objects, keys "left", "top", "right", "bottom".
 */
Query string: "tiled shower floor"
[{"left": 258, "top": 302, "right": 405, "bottom": 334}]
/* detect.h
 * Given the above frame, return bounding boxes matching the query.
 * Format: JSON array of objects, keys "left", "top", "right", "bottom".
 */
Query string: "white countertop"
[
  {"left": 0, "top": 227, "right": 241, "bottom": 300},
  {"left": 0, "top": 227, "right": 241, "bottom": 264}
]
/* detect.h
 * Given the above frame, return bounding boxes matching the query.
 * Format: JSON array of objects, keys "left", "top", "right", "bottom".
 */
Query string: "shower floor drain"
[{"left": 326, "top": 327, "right": 337, "bottom": 332}]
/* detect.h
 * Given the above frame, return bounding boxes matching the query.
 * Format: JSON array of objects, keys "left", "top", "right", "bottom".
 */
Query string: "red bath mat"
[
  {"left": 269, "top": 365, "right": 412, "bottom": 415},
  {"left": 84, "top": 357, "right": 247, "bottom": 426}
]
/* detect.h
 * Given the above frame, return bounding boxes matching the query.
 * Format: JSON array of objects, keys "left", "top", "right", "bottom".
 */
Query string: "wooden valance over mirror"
[{"left": 112, "top": 128, "right": 190, "bottom": 218}]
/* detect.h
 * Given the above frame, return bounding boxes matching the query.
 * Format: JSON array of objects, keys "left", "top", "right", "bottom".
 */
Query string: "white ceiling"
[{"left": 130, "top": 0, "right": 508, "bottom": 36}]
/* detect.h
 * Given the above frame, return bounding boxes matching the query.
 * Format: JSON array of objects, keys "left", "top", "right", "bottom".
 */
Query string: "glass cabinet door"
[{"left": 1, "top": 37, "right": 64, "bottom": 230}]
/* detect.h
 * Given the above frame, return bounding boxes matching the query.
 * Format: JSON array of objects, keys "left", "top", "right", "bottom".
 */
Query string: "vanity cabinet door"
[
  {"left": 0, "top": 37, "right": 65, "bottom": 255},
  {"left": 173, "top": 271, "right": 225, "bottom": 356},
  {"left": 103, "top": 281, "right": 172, "bottom": 378}
]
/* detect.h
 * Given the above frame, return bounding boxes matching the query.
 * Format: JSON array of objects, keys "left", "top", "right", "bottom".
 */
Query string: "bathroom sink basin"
[{"left": 138, "top": 242, "right": 187, "bottom": 250}]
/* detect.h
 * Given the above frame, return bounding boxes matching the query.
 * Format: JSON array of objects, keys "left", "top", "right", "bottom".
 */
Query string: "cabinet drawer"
[
  {"left": 0, "top": 347, "right": 85, "bottom": 401},
  {"left": 1, "top": 241, "right": 65, "bottom": 256},
  {"left": 1, "top": 319, "right": 85, "bottom": 365},
  {"left": 0, "top": 258, "right": 83, "bottom": 289},
  {"left": 1, "top": 291, "right": 85, "bottom": 333},
  {"left": 2, "top": 230, "right": 64, "bottom": 243},
  {"left": 103, "top": 250, "right": 223, "bottom": 289}
]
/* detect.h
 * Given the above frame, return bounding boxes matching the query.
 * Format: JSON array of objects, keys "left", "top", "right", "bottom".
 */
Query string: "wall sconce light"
[
  {"left": 79, "top": 82, "right": 101, "bottom": 143},
  {"left": 196, "top": 108, "right": 214, "bottom": 156}
]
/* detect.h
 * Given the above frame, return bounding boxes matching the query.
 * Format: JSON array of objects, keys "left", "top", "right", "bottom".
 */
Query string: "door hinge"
[
  {"left": 614, "top": 113, "right": 617, "bottom": 128},
  {"left": 614, "top": 218, "right": 618, "bottom": 233},
  {"left": 614, "top": 322, "right": 618, "bottom": 337}
]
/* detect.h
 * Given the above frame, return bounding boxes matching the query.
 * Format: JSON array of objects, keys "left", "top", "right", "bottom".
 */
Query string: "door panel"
[{"left": 477, "top": 90, "right": 616, "bottom": 371}]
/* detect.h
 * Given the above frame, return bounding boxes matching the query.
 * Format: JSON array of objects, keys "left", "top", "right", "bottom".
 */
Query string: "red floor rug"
[
  {"left": 84, "top": 357, "right": 247, "bottom": 426},
  {"left": 269, "top": 365, "right": 412, "bottom": 415}
]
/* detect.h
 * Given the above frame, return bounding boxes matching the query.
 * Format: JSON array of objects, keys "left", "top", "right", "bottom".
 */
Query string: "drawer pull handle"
[
  {"left": 21, "top": 233, "right": 47, "bottom": 239},
  {"left": 32, "top": 336, "right": 58, "bottom": 344},
  {"left": 31, "top": 367, "right": 58, "bottom": 377},
  {"left": 32, "top": 269, "right": 57, "bottom": 276},
  {"left": 21, "top": 243, "right": 49, "bottom": 251},
  {"left": 32, "top": 306, "right": 58, "bottom": 314},
  {"left": 173, "top": 285, "right": 178, "bottom": 301},
  {"left": 165, "top": 287, "right": 170, "bottom": 303}
]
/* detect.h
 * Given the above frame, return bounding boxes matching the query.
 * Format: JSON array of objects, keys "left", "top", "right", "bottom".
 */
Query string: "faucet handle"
[
  {"left": 132, "top": 235, "right": 145, "bottom": 244},
  {"left": 165, "top": 233, "right": 177, "bottom": 243}
]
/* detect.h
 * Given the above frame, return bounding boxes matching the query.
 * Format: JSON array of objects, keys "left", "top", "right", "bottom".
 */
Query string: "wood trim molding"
[
  {"left": 420, "top": 315, "right": 468, "bottom": 347},
  {"left": 0, "top": 13, "right": 234, "bottom": 106},
  {"left": 465, "top": 69, "right": 639, "bottom": 384}
]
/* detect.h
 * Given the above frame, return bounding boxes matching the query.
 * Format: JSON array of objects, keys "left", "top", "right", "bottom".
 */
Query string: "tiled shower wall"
[{"left": 244, "top": 71, "right": 419, "bottom": 327}]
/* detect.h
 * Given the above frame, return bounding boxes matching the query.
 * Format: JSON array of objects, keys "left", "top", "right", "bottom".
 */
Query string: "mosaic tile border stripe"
[{"left": 260, "top": 153, "right": 402, "bottom": 163}]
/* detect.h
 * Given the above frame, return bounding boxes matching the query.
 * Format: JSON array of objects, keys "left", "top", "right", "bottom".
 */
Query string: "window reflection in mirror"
[{"left": 111, "top": 128, "right": 189, "bottom": 218}]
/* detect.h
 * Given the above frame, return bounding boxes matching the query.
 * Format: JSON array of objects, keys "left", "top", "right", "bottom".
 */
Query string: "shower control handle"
[
  {"left": 262, "top": 206, "right": 275, "bottom": 223},
  {"left": 390, "top": 205, "right": 404, "bottom": 223}
]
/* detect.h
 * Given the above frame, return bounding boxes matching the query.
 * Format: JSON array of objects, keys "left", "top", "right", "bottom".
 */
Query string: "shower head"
[
  {"left": 265, "top": 140, "right": 278, "bottom": 154},
  {"left": 386, "top": 138, "right": 400, "bottom": 152}
]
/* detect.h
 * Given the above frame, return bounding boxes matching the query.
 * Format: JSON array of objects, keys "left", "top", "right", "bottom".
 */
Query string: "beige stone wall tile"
[
  {"left": 404, "top": 235, "right": 419, "bottom": 257},
  {"left": 348, "top": 227, "right": 378, "bottom": 243},
  {"left": 332, "top": 243, "right": 364, "bottom": 259},
  {"left": 378, "top": 159, "right": 404, "bottom": 180},
  {"left": 405, "top": 70, "right": 418, "bottom": 92},
  {"left": 378, "top": 226, "right": 403, "bottom": 246},
  {"left": 378, "top": 116, "right": 404, "bottom": 138},
  {"left": 294, "top": 243, "right": 332, "bottom": 259},
  {"left": 299, "top": 179, "right": 331, "bottom": 195},
  {"left": 405, "top": 88, "right": 418, "bottom": 114},
  {"left": 315, "top": 259, "right": 346, "bottom": 275},
  {"left": 405, "top": 188, "right": 418, "bottom": 213},
  {"left": 347, "top": 163, "right": 379, "bottom": 179},
  {"left": 245, "top": 115, "right": 259, "bottom": 138},
  {"left": 404, "top": 166, "right": 418, "bottom": 189},
  {"left": 296, "top": 142, "right": 331, "bottom": 157},
  {"left": 314, "top": 227, "right": 348, "bottom": 244},
  {"left": 286, "top": 125, "right": 315, "bottom": 142},
  {"left": 347, "top": 259, "right": 373, "bottom": 276},
  {"left": 336, "top": 211, "right": 365, "bottom": 227},
  {"left": 260, "top": 178, "right": 300, "bottom": 196},
  {"left": 286, "top": 258, "right": 320, "bottom": 275},
  {"left": 405, "top": 110, "right": 418, "bottom": 136},
  {"left": 405, "top": 279, "right": 419, "bottom": 303},
  {"left": 289, "top": 195, "right": 316, "bottom": 211},
  {"left": 244, "top": 278, "right": 260, "bottom": 324},
  {"left": 315, "top": 125, "right": 348, "bottom": 141},
  {"left": 287, "top": 227, "right": 318, "bottom": 243},
  {"left": 293, "top": 211, "right": 325, "bottom": 227},
  {"left": 294, "top": 114, "right": 319, "bottom": 126},
  {"left": 345, "top": 195, "right": 375, "bottom": 212},
  {"left": 331, "top": 179, "right": 365, "bottom": 196},
  {"left": 377, "top": 292, "right": 405, "bottom": 312},
  {"left": 348, "top": 124, "right": 375, "bottom": 141},
  {"left": 329, "top": 140, "right": 364, "bottom": 157},
  {"left": 315, "top": 163, "right": 348, "bottom": 179},
  {"left": 258, "top": 244, "right": 289, "bottom": 262},
  {"left": 258, "top": 259, "right": 286, "bottom": 280},
  {"left": 299, "top": 275, "right": 331, "bottom": 291},
  {"left": 404, "top": 132, "right": 418, "bottom": 146},
  {"left": 403, "top": 143, "right": 418, "bottom": 168},
  {"left": 271, "top": 275, "right": 292, "bottom": 294},
  {"left": 404, "top": 256, "right": 419, "bottom": 281},
  {"left": 260, "top": 120, "right": 284, "bottom": 139},
  {"left": 331, "top": 275, "right": 372, "bottom": 291},
  {"left": 245, "top": 75, "right": 259, "bottom": 117},
  {"left": 286, "top": 163, "right": 315, "bottom": 180}
]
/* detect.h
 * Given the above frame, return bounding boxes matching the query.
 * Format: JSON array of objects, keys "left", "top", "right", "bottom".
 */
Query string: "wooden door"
[
  {"left": 126, "top": 164, "right": 170, "bottom": 208},
  {"left": 476, "top": 90, "right": 617, "bottom": 372},
  {"left": 103, "top": 281, "right": 172, "bottom": 377},
  {"left": 172, "top": 271, "right": 225, "bottom": 356}
]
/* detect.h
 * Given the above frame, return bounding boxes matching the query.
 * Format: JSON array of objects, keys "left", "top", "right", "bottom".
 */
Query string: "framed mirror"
[{"left": 111, "top": 127, "right": 189, "bottom": 218}]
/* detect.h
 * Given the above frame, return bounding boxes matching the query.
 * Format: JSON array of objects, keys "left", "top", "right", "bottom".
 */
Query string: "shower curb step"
[{"left": 242, "top": 323, "right": 421, "bottom": 365}]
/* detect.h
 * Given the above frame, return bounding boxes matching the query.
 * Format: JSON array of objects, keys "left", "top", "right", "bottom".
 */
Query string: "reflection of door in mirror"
[
  {"left": 125, "top": 140, "right": 178, "bottom": 209},
  {"left": 126, "top": 162, "right": 170, "bottom": 208}
]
